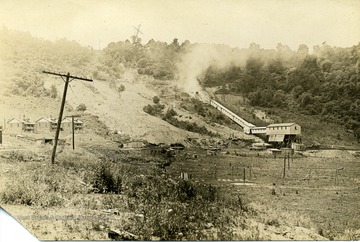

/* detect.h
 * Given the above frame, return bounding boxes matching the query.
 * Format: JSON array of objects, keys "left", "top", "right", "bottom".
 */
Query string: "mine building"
[
  {"left": 7, "top": 118, "right": 35, "bottom": 134},
  {"left": 265, "top": 123, "right": 301, "bottom": 148}
]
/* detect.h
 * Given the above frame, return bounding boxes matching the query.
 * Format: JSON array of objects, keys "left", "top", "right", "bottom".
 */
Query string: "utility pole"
[
  {"left": 72, "top": 116, "right": 75, "bottom": 150},
  {"left": 133, "top": 24, "right": 143, "bottom": 40},
  {"left": 42, "top": 71, "right": 93, "bottom": 164},
  {"left": 66, "top": 114, "right": 81, "bottom": 150},
  {"left": 132, "top": 24, "right": 143, "bottom": 44}
]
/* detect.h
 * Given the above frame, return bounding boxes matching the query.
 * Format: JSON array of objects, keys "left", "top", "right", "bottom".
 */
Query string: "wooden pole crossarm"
[{"left": 42, "top": 71, "right": 93, "bottom": 82}]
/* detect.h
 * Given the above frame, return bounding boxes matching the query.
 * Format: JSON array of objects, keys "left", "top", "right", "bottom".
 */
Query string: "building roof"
[
  {"left": 36, "top": 117, "right": 57, "bottom": 123},
  {"left": 8, "top": 118, "right": 34, "bottom": 124},
  {"left": 62, "top": 118, "right": 72, "bottom": 123},
  {"left": 267, "top": 123, "right": 297, "bottom": 127},
  {"left": 251, "top": 126, "right": 267, "bottom": 130},
  {"left": 62, "top": 117, "right": 83, "bottom": 123},
  {"left": 7, "top": 118, "right": 23, "bottom": 124}
]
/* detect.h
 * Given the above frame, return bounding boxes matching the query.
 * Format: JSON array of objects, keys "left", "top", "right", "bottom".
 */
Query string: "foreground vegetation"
[
  {"left": 0, "top": 147, "right": 254, "bottom": 240},
  {"left": 2, "top": 144, "right": 360, "bottom": 240}
]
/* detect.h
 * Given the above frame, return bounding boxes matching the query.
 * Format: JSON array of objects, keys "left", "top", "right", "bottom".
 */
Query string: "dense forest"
[{"left": 1, "top": 27, "right": 359, "bottom": 140}]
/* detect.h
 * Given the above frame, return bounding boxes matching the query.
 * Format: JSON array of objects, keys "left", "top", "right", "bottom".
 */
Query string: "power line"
[{"left": 42, "top": 71, "right": 93, "bottom": 164}]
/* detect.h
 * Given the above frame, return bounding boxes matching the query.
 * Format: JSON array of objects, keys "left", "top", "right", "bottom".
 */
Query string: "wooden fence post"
[
  {"left": 243, "top": 167, "right": 246, "bottom": 183},
  {"left": 288, "top": 154, "right": 290, "bottom": 170},
  {"left": 283, "top": 156, "right": 286, "bottom": 178}
]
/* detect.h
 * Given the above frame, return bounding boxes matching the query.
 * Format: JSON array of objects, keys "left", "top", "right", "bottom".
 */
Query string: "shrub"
[
  {"left": 118, "top": 84, "right": 125, "bottom": 93},
  {"left": 153, "top": 96, "right": 160, "bottom": 104},
  {"left": 143, "top": 104, "right": 165, "bottom": 116},
  {"left": 164, "top": 108, "right": 177, "bottom": 119},
  {"left": 90, "top": 161, "right": 122, "bottom": 194},
  {"left": 266, "top": 218, "right": 280, "bottom": 227},
  {"left": 176, "top": 180, "right": 197, "bottom": 202},
  {"left": 76, "top": 103, "right": 87, "bottom": 112},
  {"left": 49, "top": 84, "right": 57, "bottom": 98}
]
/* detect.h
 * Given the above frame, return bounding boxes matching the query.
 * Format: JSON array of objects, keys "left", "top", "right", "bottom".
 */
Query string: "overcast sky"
[{"left": 0, "top": 0, "right": 359, "bottom": 50}]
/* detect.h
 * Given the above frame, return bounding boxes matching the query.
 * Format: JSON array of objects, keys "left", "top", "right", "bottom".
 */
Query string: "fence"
[
  {"left": 167, "top": 149, "right": 358, "bottom": 188},
  {"left": 175, "top": 161, "right": 353, "bottom": 188}
]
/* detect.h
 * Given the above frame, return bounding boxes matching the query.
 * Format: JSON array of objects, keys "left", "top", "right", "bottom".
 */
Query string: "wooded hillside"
[{"left": 1, "top": 27, "right": 359, "bottom": 142}]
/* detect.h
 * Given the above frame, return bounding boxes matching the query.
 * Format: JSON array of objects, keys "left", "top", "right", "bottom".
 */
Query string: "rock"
[
  {"left": 108, "top": 229, "right": 139, "bottom": 240},
  {"left": 99, "top": 225, "right": 105, "bottom": 230}
]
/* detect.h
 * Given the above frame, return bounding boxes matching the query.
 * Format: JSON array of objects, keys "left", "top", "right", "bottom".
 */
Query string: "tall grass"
[{"left": 1, "top": 162, "right": 88, "bottom": 207}]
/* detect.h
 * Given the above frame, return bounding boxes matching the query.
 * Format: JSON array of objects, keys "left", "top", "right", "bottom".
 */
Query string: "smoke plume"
[{"left": 177, "top": 43, "right": 249, "bottom": 98}]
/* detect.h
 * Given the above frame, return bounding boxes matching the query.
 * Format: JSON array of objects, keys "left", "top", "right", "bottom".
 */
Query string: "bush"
[
  {"left": 76, "top": 103, "right": 87, "bottom": 112},
  {"left": 90, "top": 161, "right": 122, "bottom": 194},
  {"left": 118, "top": 84, "right": 125, "bottom": 93},
  {"left": 164, "top": 108, "right": 177, "bottom": 119},
  {"left": 176, "top": 180, "right": 197, "bottom": 202},
  {"left": 153, "top": 96, "right": 160, "bottom": 104},
  {"left": 143, "top": 104, "right": 165, "bottom": 116},
  {"left": 49, "top": 84, "right": 57, "bottom": 98}
]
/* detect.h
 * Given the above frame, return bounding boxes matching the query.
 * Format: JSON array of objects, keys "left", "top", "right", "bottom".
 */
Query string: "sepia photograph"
[{"left": 0, "top": 0, "right": 360, "bottom": 240}]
